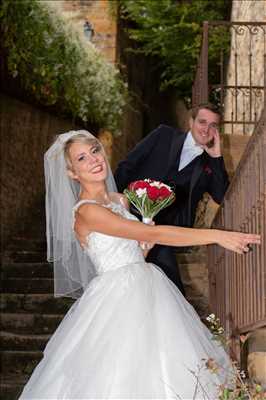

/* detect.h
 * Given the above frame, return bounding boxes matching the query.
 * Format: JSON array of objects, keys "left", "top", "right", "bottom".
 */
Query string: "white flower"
[
  {"left": 206, "top": 313, "right": 216, "bottom": 322},
  {"left": 161, "top": 183, "right": 172, "bottom": 191},
  {"left": 240, "top": 370, "right": 246, "bottom": 378},
  {"left": 136, "top": 188, "right": 147, "bottom": 198}
]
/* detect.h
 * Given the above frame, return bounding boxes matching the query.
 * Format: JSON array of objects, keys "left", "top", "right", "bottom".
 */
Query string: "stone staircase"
[{"left": 0, "top": 238, "right": 73, "bottom": 400}]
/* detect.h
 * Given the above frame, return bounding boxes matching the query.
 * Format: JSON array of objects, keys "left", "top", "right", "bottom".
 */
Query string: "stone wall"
[
  {"left": 223, "top": 0, "right": 266, "bottom": 135},
  {"left": 0, "top": 94, "right": 78, "bottom": 244},
  {"left": 46, "top": 0, "right": 117, "bottom": 64},
  {"left": 43, "top": 0, "right": 141, "bottom": 168}
]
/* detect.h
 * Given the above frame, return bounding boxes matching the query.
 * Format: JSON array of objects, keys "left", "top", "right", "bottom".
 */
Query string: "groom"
[{"left": 114, "top": 103, "right": 229, "bottom": 294}]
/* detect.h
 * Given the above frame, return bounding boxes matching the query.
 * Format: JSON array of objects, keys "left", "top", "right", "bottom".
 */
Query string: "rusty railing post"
[
  {"left": 201, "top": 21, "right": 209, "bottom": 103},
  {"left": 192, "top": 21, "right": 209, "bottom": 106}
]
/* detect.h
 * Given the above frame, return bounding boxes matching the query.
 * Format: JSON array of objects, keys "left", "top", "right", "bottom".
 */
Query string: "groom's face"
[{"left": 190, "top": 108, "right": 220, "bottom": 146}]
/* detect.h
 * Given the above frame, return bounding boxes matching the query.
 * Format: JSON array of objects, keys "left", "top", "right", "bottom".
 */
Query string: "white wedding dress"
[{"left": 19, "top": 201, "right": 232, "bottom": 400}]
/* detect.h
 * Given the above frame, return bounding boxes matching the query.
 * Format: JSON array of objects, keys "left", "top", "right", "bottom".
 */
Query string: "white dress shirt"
[{"left": 178, "top": 131, "right": 204, "bottom": 171}]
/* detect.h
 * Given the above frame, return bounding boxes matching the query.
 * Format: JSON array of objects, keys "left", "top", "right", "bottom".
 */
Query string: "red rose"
[
  {"left": 147, "top": 186, "right": 160, "bottom": 201},
  {"left": 159, "top": 186, "right": 171, "bottom": 199},
  {"left": 133, "top": 180, "right": 150, "bottom": 190},
  {"left": 128, "top": 181, "right": 146, "bottom": 191}
]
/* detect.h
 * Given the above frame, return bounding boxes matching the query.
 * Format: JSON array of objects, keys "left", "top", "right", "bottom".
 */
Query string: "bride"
[{"left": 19, "top": 130, "right": 260, "bottom": 400}]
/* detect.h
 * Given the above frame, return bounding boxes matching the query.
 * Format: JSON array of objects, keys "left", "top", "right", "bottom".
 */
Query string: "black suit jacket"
[{"left": 114, "top": 124, "right": 229, "bottom": 227}]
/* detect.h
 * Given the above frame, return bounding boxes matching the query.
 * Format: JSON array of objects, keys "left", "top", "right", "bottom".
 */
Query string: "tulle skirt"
[{"left": 19, "top": 262, "right": 232, "bottom": 399}]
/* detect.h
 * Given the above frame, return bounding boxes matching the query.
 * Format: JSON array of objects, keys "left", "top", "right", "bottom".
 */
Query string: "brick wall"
[{"left": 0, "top": 93, "right": 78, "bottom": 244}]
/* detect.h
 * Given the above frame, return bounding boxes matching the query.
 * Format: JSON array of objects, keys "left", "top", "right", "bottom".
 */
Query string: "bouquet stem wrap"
[
  {"left": 142, "top": 217, "right": 153, "bottom": 224},
  {"left": 141, "top": 217, "right": 153, "bottom": 250}
]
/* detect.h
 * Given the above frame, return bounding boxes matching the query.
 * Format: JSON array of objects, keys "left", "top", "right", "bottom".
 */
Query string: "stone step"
[
  {"left": 1, "top": 313, "right": 64, "bottom": 334},
  {"left": 0, "top": 293, "right": 73, "bottom": 314},
  {"left": 1, "top": 350, "right": 42, "bottom": 377},
  {"left": 179, "top": 263, "right": 208, "bottom": 285},
  {"left": 0, "top": 373, "right": 29, "bottom": 384},
  {"left": 0, "top": 373, "right": 30, "bottom": 400},
  {"left": 6, "top": 237, "right": 46, "bottom": 252},
  {"left": 1, "top": 262, "right": 53, "bottom": 279},
  {"left": 188, "top": 296, "right": 210, "bottom": 319},
  {"left": 176, "top": 250, "right": 207, "bottom": 264},
  {"left": 3, "top": 250, "right": 46, "bottom": 263},
  {"left": 0, "top": 380, "right": 25, "bottom": 400},
  {"left": 180, "top": 262, "right": 209, "bottom": 306},
  {"left": 1, "top": 278, "right": 54, "bottom": 293},
  {"left": 1, "top": 331, "right": 51, "bottom": 351},
  {"left": 184, "top": 278, "right": 209, "bottom": 299}
]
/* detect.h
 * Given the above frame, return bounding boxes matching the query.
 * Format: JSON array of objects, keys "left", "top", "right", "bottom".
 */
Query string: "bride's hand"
[{"left": 216, "top": 230, "right": 261, "bottom": 254}]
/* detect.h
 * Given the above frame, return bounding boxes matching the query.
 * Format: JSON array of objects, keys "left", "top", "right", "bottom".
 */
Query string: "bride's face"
[{"left": 67, "top": 141, "right": 107, "bottom": 184}]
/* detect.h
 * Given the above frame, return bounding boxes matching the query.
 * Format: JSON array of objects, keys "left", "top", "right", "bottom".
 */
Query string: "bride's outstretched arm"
[{"left": 74, "top": 204, "right": 261, "bottom": 255}]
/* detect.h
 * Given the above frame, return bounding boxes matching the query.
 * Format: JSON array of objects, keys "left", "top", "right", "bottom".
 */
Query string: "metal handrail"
[{"left": 208, "top": 110, "right": 266, "bottom": 357}]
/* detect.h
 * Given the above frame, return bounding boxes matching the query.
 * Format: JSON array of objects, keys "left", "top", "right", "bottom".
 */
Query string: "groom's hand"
[{"left": 202, "top": 128, "right": 222, "bottom": 158}]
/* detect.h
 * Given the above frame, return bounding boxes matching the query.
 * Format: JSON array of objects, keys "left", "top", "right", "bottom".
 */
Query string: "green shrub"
[
  {"left": 0, "top": 0, "right": 126, "bottom": 134},
  {"left": 114, "top": 0, "right": 230, "bottom": 99}
]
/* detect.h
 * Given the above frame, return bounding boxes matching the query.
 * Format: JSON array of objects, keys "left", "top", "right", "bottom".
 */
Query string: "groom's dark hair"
[{"left": 191, "top": 103, "right": 221, "bottom": 120}]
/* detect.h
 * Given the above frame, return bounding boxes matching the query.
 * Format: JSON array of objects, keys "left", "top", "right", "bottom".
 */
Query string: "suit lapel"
[
  {"left": 187, "top": 153, "right": 206, "bottom": 224},
  {"left": 190, "top": 154, "right": 205, "bottom": 192},
  {"left": 166, "top": 132, "right": 187, "bottom": 175}
]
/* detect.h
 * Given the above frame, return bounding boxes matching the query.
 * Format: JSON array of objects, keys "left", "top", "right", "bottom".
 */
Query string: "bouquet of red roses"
[{"left": 123, "top": 179, "right": 175, "bottom": 224}]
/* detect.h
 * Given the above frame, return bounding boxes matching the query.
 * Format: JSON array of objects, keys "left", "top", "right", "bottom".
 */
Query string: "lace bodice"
[{"left": 73, "top": 200, "right": 145, "bottom": 275}]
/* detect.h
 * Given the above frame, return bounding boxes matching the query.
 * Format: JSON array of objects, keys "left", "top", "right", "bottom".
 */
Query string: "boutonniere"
[{"left": 204, "top": 165, "right": 212, "bottom": 175}]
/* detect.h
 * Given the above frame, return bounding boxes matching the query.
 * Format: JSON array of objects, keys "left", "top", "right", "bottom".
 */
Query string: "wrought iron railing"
[
  {"left": 208, "top": 110, "right": 266, "bottom": 357},
  {"left": 192, "top": 21, "right": 266, "bottom": 135}
]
